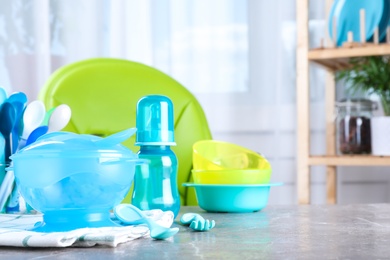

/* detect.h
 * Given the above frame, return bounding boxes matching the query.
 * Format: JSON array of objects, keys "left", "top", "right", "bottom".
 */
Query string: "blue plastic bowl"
[
  {"left": 183, "top": 183, "right": 282, "bottom": 213},
  {"left": 10, "top": 131, "right": 145, "bottom": 232}
]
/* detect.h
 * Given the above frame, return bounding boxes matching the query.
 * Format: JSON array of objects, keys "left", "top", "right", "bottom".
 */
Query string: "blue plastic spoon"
[
  {"left": 25, "top": 125, "right": 48, "bottom": 146},
  {"left": 0, "top": 133, "right": 5, "bottom": 184},
  {"left": 6, "top": 92, "right": 27, "bottom": 105},
  {"left": 114, "top": 204, "right": 179, "bottom": 240},
  {"left": 0, "top": 102, "right": 17, "bottom": 164},
  {"left": 9, "top": 101, "right": 24, "bottom": 153},
  {"left": 6, "top": 92, "right": 27, "bottom": 153}
]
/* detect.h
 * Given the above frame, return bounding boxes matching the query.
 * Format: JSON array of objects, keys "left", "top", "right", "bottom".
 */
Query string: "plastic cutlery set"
[
  {"left": 114, "top": 204, "right": 180, "bottom": 240},
  {"left": 0, "top": 87, "right": 72, "bottom": 213},
  {"left": 114, "top": 204, "right": 215, "bottom": 240}
]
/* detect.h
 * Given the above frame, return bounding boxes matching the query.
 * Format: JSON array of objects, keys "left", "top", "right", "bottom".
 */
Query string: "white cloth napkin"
[{"left": 0, "top": 209, "right": 174, "bottom": 248}]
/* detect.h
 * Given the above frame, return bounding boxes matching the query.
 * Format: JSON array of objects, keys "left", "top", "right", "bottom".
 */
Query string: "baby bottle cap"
[{"left": 135, "top": 95, "right": 176, "bottom": 146}]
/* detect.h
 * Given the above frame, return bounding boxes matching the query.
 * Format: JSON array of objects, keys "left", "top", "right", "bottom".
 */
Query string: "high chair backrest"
[{"left": 39, "top": 58, "right": 212, "bottom": 205}]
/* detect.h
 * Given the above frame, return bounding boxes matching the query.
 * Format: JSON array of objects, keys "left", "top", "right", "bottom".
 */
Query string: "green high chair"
[{"left": 38, "top": 58, "right": 212, "bottom": 206}]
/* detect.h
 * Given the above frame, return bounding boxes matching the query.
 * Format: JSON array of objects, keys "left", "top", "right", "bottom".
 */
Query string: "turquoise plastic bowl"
[{"left": 183, "top": 183, "right": 282, "bottom": 213}]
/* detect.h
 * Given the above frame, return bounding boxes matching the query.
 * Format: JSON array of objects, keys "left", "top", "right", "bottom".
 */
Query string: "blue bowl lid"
[{"left": 11, "top": 131, "right": 138, "bottom": 159}]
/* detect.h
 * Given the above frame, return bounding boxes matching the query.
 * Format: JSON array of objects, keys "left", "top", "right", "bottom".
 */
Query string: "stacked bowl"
[{"left": 184, "top": 140, "right": 281, "bottom": 213}]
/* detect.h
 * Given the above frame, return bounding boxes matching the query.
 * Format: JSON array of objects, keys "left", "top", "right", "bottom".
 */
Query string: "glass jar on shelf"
[{"left": 335, "top": 99, "right": 377, "bottom": 155}]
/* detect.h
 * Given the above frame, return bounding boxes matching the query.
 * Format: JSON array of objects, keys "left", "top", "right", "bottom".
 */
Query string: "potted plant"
[{"left": 336, "top": 55, "right": 390, "bottom": 155}]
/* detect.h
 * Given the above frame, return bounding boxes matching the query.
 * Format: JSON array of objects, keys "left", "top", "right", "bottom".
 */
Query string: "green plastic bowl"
[
  {"left": 191, "top": 169, "right": 271, "bottom": 184},
  {"left": 183, "top": 182, "right": 282, "bottom": 213}
]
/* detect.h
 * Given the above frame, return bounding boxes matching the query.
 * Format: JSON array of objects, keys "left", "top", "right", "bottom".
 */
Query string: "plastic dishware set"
[
  {"left": 184, "top": 140, "right": 282, "bottom": 213},
  {"left": 1, "top": 90, "right": 279, "bottom": 238},
  {"left": 3, "top": 94, "right": 182, "bottom": 240}
]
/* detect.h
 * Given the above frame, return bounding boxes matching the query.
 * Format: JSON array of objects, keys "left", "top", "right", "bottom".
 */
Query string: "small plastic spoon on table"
[{"left": 114, "top": 204, "right": 179, "bottom": 240}]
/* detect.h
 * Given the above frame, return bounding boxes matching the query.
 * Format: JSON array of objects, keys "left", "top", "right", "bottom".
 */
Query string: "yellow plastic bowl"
[
  {"left": 192, "top": 169, "right": 271, "bottom": 184},
  {"left": 193, "top": 140, "right": 271, "bottom": 171}
]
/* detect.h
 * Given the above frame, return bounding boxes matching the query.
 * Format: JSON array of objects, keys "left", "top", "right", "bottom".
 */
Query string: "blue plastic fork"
[{"left": 180, "top": 213, "right": 215, "bottom": 231}]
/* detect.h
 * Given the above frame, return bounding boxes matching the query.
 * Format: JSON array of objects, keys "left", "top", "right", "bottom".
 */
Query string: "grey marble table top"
[{"left": 1, "top": 204, "right": 390, "bottom": 259}]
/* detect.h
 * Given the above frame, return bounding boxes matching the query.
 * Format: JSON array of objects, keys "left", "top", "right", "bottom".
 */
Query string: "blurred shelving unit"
[
  {"left": 309, "top": 44, "right": 390, "bottom": 70},
  {"left": 296, "top": 0, "right": 390, "bottom": 204}
]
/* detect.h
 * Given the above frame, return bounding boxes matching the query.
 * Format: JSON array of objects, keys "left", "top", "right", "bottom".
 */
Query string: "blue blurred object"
[
  {"left": 0, "top": 87, "right": 7, "bottom": 106},
  {"left": 377, "top": 0, "right": 390, "bottom": 41},
  {"left": 5, "top": 93, "right": 30, "bottom": 214},
  {"left": 1, "top": 93, "right": 27, "bottom": 213},
  {"left": 0, "top": 102, "right": 17, "bottom": 165},
  {"left": 10, "top": 130, "right": 144, "bottom": 232},
  {"left": 132, "top": 95, "right": 180, "bottom": 218},
  {"left": 328, "top": 0, "right": 385, "bottom": 46},
  {"left": 5, "top": 180, "right": 19, "bottom": 213},
  {"left": 6, "top": 92, "right": 27, "bottom": 151},
  {"left": 9, "top": 101, "right": 24, "bottom": 153},
  {"left": 6, "top": 92, "right": 27, "bottom": 105},
  {"left": 0, "top": 169, "right": 15, "bottom": 212},
  {"left": 0, "top": 133, "right": 5, "bottom": 185},
  {"left": 183, "top": 183, "right": 283, "bottom": 213}
]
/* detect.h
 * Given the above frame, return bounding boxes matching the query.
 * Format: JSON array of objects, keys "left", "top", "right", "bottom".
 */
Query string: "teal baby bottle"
[{"left": 132, "top": 95, "right": 180, "bottom": 218}]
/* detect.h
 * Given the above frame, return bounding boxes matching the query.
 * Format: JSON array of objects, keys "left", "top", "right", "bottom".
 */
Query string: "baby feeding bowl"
[
  {"left": 193, "top": 140, "right": 271, "bottom": 171},
  {"left": 183, "top": 182, "right": 282, "bottom": 213},
  {"left": 191, "top": 168, "right": 271, "bottom": 185},
  {"left": 10, "top": 129, "right": 144, "bottom": 232}
]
